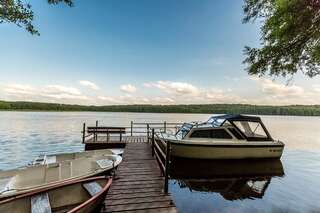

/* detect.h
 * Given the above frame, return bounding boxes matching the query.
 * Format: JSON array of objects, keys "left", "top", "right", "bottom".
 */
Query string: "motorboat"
[
  {"left": 0, "top": 176, "right": 112, "bottom": 213},
  {"left": 158, "top": 114, "right": 284, "bottom": 159},
  {"left": 0, "top": 153, "right": 121, "bottom": 199}
]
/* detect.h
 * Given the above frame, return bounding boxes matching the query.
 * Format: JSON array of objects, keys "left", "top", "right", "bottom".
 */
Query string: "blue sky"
[{"left": 0, "top": 0, "right": 319, "bottom": 105}]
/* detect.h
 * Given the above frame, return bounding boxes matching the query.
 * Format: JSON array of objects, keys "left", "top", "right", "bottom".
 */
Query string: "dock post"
[
  {"left": 131, "top": 121, "right": 133, "bottom": 136},
  {"left": 164, "top": 121, "right": 167, "bottom": 133},
  {"left": 147, "top": 124, "right": 150, "bottom": 143},
  {"left": 164, "top": 140, "right": 171, "bottom": 194},
  {"left": 94, "top": 120, "right": 98, "bottom": 142},
  {"left": 152, "top": 128, "right": 155, "bottom": 157},
  {"left": 82, "top": 123, "right": 86, "bottom": 143}
]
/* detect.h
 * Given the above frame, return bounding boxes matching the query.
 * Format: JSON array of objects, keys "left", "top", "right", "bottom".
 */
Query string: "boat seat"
[
  {"left": 96, "top": 159, "right": 113, "bottom": 169},
  {"left": 83, "top": 181, "right": 102, "bottom": 196},
  {"left": 31, "top": 192, "right": 52, "bottom": 213},
  {"left": 44, "top": 155, "right": 57, "bottom": 165},
  {"left": 110, "top": 149, "right": 124, "bottom": 156}
]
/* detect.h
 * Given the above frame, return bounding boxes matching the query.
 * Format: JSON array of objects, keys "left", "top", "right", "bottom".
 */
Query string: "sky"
[{"left": 0, "top": 0, "right": 319, "bottom": 106}]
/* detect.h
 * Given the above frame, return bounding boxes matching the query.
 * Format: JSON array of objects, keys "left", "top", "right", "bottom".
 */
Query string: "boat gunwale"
[
  {"left": 167, "top": 139, "right": 285, "bottom": 148},
  {"left": 0, "top": 176, "right": 112, "bottom": 211}
]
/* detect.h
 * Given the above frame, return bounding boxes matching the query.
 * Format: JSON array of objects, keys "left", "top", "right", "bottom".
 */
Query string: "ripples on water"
[{"left": 0, "top": 111, "right": 319, "bottom": 212}]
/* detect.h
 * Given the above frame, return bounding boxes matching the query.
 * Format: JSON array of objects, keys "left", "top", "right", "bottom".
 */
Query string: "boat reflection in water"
[{"left": 170, "top": 157, "right": 284, "bottom": 201}]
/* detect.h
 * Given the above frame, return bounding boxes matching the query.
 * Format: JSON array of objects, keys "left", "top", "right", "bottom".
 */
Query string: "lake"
[{"left": 0, "top": 111, "right": 319, "bottom": 212}]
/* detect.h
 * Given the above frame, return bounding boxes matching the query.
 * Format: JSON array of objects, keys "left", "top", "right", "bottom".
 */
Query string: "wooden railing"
[
  {"left": 150, "top": 128, "right": 172, "bottom": 193},
  {"left": 129, "top": 121, "right": 182, "bottom": 136},
  {"left": 82, "top": 121, "right": 182, "bottom": 143}
]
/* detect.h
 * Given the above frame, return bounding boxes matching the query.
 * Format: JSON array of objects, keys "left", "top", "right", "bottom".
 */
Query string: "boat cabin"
[{"left": 175, "top": 115, "right": 273, "bottom": 142}]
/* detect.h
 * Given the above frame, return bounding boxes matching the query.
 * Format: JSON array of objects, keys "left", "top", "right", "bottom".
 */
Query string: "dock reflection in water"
[{"left": 169, "top": 158, "right": 285, "bottom": 212}]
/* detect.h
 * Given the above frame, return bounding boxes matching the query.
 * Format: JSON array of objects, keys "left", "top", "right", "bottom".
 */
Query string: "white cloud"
[
  {"left": 153, "top": 97, "right": 175, "bottom": 104},
  {"left": 312, "top": 85, "right": 320, "bottom": 93},
  {"left": 43, "top": 93, "right": 88, "bottom": 100},
  {"left": 2, "top": 83, "right": 88, "bottom": 103},
  {"left": 97, "top": 95, "right": 176, "bottom": 105},
  {"left": 144, "top": 81, "right": 200, "bottom": 96},
  {"left": 44, "top": 85, "right": 82, "bottom": 95},
  {"left": 251, "top": 77, "right": 304, "bottom": 97},
  {"left": 3, "top": 78, "right": 319, "bottom": 106},
  {"left": 98, "top": 95, "right": 149, "bottom": 105},
  {"left": 248, "top": 77, "right": 320, "bottom": 105},
  {"left": 120, "top": 84, "right": 137, "bottom": 93},
  {"left": 143, "top": 81, "right": 247, "bottom": 104},
  {"left": 4, "top": 84, "right": 36, "bottom": 95},
  {"left": 79, "top": 80, "right": 99, "bottom": 90},
  {"left": 98, "top": 96, "right": 123, "bottom": 104}
]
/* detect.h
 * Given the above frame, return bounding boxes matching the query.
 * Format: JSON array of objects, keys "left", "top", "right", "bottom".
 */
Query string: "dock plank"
[
  {"left": 106, "top": 196, "right": 173, "bottom": 206},
  {"left": 104, "top": 201, "right": 175, "bottom": 212}
]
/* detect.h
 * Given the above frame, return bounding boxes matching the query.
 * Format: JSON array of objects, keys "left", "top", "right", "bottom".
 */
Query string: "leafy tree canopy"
[
  {"left": 243, "top": 0, "right": 320, "bottom": 77},
  {"left": 0, "top": 0, "right": 73, "bottom": 35}
]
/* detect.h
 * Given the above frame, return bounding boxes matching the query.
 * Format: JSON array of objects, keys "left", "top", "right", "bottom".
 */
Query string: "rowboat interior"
[
  {"left": 0, "top": 176, "right": 112, "bottom": 213},
  {"left": 0, "top": 154, "right": 121, "bottom": 199},
  {"left": 32, "top": 149, "right": 122, "bottom": 166}
]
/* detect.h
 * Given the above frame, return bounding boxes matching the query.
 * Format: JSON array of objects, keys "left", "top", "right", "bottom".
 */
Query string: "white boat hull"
[{"left": 169, "top": 141, "right": 284, "bottom": 159}]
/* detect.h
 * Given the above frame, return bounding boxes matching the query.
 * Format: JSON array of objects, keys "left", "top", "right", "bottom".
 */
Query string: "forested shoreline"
[{"left": 0, "top": 100, "right": 319, "bottom": 116}]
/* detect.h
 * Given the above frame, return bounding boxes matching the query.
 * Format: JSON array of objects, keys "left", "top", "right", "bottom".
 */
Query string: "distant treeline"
[{"left": 0, "top": 100, "right": 320, "bottom": 116}]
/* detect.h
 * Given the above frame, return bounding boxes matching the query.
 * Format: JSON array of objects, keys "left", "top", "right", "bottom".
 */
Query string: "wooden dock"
[
  {"left": 85, "top": 136, "right": 148, "bottom": 150},
  {"left": 82, "top": 121, "right": 181, "bottom": 150},
  {"left": 101, "top": 138, "right": 177, "bottom": 213}
]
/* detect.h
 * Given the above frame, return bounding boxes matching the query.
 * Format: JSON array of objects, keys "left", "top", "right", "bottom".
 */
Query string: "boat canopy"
[
  {"left": 175, "top": 115, "right": 273, "bottom": 141},
  {"left": 207, "top": 114, "right": 263, "bottom": 127},
  {"left": 207, "top": 114, "right": 273, "bottom": 141}
]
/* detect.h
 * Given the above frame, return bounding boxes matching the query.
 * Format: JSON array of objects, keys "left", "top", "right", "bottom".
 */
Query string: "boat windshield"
[
  {"left": 176, "top": 123, "right": 193, "bottom": 139},
  {"left": 207, "top": 117, "right": 226, "bottom": 127},
  {"left": 232, "top": 121, "right": 268, "bottom": 139}
]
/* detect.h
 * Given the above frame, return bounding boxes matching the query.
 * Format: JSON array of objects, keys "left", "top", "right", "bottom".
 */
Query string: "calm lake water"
[{"left": 0, "top": 111, "right": 320, "bottom": 212}]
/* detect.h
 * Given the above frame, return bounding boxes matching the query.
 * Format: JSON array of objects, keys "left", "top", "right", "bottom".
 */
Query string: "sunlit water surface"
[{"left": 0, "top": 112, "right": 319, "bottom": 212}]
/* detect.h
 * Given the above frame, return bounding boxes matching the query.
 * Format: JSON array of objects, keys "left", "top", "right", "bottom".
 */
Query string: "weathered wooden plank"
[
  {"left": 118, "top": 167, "right": 160, "bottom": 171},
  {"left": 109, "top": 187, "right": 163, "bottom": 195},
  {"left": 117, "top": 169, "right": 158, "bottom": 173},
  {"left": 120, "top": 163, "right": 158, "bottom": 167},
  {"left": 106, "top": 196, "right": 173, "bottom": 206},
  {"left": 105, "top": 201, "right": 175, "bottom": 212},
  {"left": 111, "top": 183, "right": 163, "bottom": 190},
  {"left": 112, "top": 180, "right": 163, "bottom": 186},
  {"left": 116, "top": 175, "right": 163, "bottom": 181},
  {"left": 110, "top": 207, "right": 177, "bottom": 213},
  {"left": 118, "top": 167, "right": 159, "bottom": 171},
  {"left": 116, "top": 171, "right": 158, "bottom": 175},
  {"left": 117, "top": 171, "right": 161, "bottom": 176},
  {"left": 83, "top": 181, "right": 102, "bottom": 196},
  {"left": 115, "top": 170, "right": 160, "bottom": 176},
  {"left": 107, "top": 192, "right": 168, "bottom": 200},
  {"left": 113, "top": 177, "right": 163, "bottom": 183},
  {"left": 31, "top": 193, "right": 52, "bottom": 213}
]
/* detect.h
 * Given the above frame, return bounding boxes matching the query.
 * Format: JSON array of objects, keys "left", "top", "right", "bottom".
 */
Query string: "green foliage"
[
  {"left": 0, "top": 100, "right": 319, "bottom": 116},
  {"left": 0, "top": 0, "right": 73, "bottom": 35},
  {"left": 243, "top": 0, "right": 320, "bottom": 77}
]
